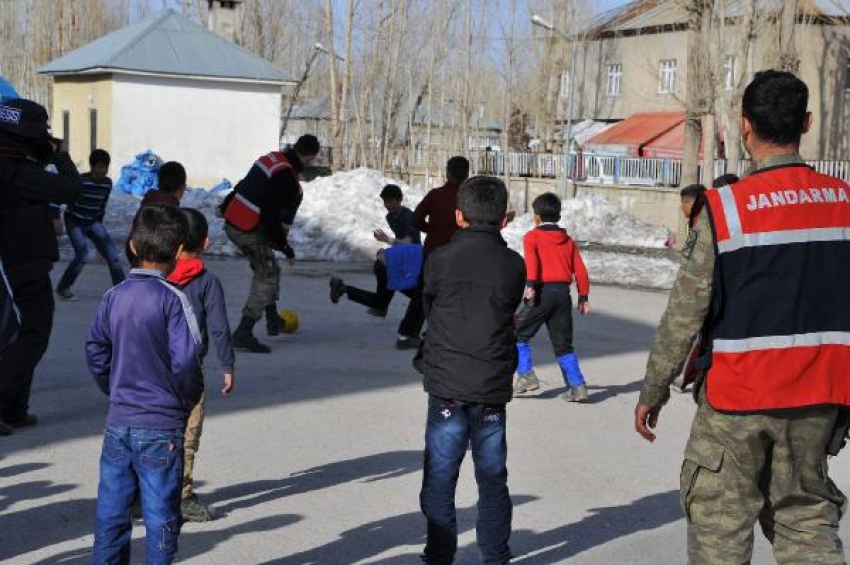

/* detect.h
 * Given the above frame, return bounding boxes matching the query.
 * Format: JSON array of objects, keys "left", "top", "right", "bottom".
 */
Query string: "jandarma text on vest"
[{"left": 746, "top": 187, "right": 850, "bottom": 211}]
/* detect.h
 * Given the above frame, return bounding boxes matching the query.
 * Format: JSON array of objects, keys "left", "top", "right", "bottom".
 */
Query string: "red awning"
[{"left": 585, "top": 112, "right": 685, "bottom": 157}]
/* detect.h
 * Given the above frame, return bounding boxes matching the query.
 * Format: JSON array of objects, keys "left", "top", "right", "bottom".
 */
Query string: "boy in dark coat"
[{"left": 419, "top": 175, "right": 526, "bottom": 565}]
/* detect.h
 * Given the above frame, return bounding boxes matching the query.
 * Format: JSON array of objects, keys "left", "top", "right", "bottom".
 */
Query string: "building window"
[
  {"left": 559, "top": 70, "right": 570, "bottom": 99},
  {"left": 62, "top": 111, "right": 70, "bottom": 141},
  {"left": 724, "top": 56, "right": 737, "bottom": 91},
  {"left": 89, "top": 109, "right": 97, "bottom": 153},
  {"left": 658, "top": 59, "right": 677, "bottom": 94},
  {"left": 606, "top": 64, "right": 622, "bottom": 96}
]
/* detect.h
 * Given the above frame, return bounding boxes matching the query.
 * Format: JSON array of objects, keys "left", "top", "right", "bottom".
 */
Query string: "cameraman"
[{"left": 0, "top": 98, "right": 82, "bottom": 436}]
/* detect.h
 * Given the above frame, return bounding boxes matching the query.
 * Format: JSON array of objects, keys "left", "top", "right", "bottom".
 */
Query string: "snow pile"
[
  {"left": 289, "top": 168, "right": 424, "bottom": 261},
  {"left": 70, "top": 167, "right": 679, "bottom": 289},
  {"left": 502, "top": 192, "right": 669, "bottom": 250}
]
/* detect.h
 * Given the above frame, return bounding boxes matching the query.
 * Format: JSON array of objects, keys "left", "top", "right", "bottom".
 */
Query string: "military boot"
[
  {"left": 232, "top": 316, "right": 271, "bottom": 353},
  {"left": 265, "top": 304, "right": 283, "bottom": 336}
]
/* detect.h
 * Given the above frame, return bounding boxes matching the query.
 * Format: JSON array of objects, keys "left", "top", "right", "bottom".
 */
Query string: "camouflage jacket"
[{"left": 638, "top": 154, "right": 806, "bottom": 407}]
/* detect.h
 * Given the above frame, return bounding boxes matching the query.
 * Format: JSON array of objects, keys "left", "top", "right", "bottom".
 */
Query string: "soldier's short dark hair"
[
  {"left": 130, "top": 204, "right": 188, "bottom": 263},
  {"left": 446, "top": 156, "right": 470, "bottom": 183},
  {"left": 532, "top": 192, "right": 561, "bottom": 222},
  {"left": 294, "top": 134, "right": 321, "bottom": 156},
  {"left": 379, "top": 184, "right": 403, "bottom": 201},
  {"left": 742, "top": 70, "right": 808, "bottom": 145},
  {"left": 680, "top": 184, "right": 705, "bottom": 201},
  {"left": 457, "top": 175, "right": 508, "bottom": 227}
]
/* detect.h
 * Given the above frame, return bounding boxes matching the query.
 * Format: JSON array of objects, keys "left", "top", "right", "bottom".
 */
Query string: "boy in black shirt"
[{"left": 418, "top": 176, "right": 525, "bottom": 564}]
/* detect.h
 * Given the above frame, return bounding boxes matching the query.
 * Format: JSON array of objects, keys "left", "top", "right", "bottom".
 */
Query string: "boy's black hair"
[
  {"left": 89, "top": 148, "right": 110, "bottom": 167},
  {"left": 532, "top": 192, "right": 561, "bottom": 222},
  {"left": 379, "top": 184, "right": 403, "bottom": 201},
  {"left": 446, "top": 156, "right": 470, "bottom": 183},
  {"left": 457, "top": 175, "right": 508, "bottom": 227},
  {"left": 294, "top": 134, "right": 321, "bottom": 156},
  {"left": 130, "top": 204, "right": 188, "bottom": 263},
  {"left": 181, "top": 207, "right": 209, "bottom": 253},
  {"left": 742, "top": 70, "right": 808, "bottom": 145},
  {"left": 712, "top": 173, "right": 739, "bottom": 188},
  {"left": 158, "top": 161, "right": 187, "bottom": 194},
  {"left": 680, "top": 183, "right": 705, "bottom": 200}
]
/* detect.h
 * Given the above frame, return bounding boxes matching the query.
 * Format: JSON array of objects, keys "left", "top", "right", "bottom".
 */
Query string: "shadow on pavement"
[
  {"left": 207, "top": 450, "right": 422, "bottom": 517},
  {"left": 261, "top": 495, "right": 537, "bottom": 565},
  {"left": 509, "top": 490, "right": 681, "bottom": 564},
  {"left": 34, "top": 513, "right": 303, "bottom": 564}
]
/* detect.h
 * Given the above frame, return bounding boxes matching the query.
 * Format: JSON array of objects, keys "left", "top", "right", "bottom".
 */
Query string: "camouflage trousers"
[
  {"left": 225, "top": 225, "right": 281, "bottom": 322},
  {"left": 682, "top": 391, "right": 847, "bottom": 564},
  {"left": 182, "top": 393, "right": 205, "bottom": 499}
]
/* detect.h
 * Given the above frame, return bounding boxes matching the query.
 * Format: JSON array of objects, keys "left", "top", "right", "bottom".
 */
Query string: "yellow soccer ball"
[{"left": 278, "top": 309, "right": 299, "bottom": 334}]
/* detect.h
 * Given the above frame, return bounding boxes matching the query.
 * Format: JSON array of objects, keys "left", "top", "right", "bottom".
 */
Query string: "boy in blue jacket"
[
  {"left": 87, "top": 203, "right": 202, "bottom": 565},
  {"left": 167, "top": 207, "right": 235, "bottom": 522}
]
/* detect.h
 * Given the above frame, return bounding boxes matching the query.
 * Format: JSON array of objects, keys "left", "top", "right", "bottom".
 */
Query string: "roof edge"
[{"left": 43, "top": 67, "right": 294, "bottom": 87}]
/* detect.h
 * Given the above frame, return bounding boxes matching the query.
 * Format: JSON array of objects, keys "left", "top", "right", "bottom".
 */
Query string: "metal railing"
[{"left": 384, "top": 147, "right": 850, "bottom": 186}]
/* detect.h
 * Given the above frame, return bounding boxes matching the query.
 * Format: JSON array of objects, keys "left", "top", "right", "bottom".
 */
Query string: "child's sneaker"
[
  {"left": 513, "top": 372, "right": 540, "bottom": 396},
  {"left": 181, "top": 494, "right": 216, "bottom": 522},
  {"left": 562, "top": 385, "right": 589, "bottom": 403}
]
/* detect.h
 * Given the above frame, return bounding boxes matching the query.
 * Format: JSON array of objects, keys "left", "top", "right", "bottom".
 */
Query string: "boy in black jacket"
[
  {"left": 419, "top": 176, "right": 526, "bottom": 565},
  {"left": 166, "top": 208, "right": 235, "bottom": 522}
]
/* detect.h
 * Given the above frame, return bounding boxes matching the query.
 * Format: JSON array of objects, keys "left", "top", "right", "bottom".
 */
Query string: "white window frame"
[
  {"left": 606, "top": 64, "right": 622, "bottom": 97},
  {"left": 658, "top": 59, "right": 677, "bottom": 94},
  {"left": 724, "top": 55, "right": 737, "bottom": 91}
]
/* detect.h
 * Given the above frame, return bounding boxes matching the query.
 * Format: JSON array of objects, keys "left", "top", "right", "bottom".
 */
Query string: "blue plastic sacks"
[{"left": 114, "top": 150, "right": 163, "bottom": 196}]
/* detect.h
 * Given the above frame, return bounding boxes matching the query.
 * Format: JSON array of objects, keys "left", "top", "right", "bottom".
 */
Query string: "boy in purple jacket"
[
  {"left": 86, "top": 204, "right": 202, "bottom": 564},
  {"left": 167, "top": 208, "right": 235, "bottom": 522}
]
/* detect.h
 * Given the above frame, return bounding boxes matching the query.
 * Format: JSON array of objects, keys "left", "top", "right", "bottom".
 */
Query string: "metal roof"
[{"left": 39, "top": 10, "right": 295, "bottom": 85}]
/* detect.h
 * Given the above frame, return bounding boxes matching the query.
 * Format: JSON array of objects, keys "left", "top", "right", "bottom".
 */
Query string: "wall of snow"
[{"left": 83, "top": 167, "right": 678, "bottom": 289}]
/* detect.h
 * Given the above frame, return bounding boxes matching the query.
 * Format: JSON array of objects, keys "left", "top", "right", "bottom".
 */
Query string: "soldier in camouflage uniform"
[{"left": 635, "top": 71, "right": 848, "bottom": 564}]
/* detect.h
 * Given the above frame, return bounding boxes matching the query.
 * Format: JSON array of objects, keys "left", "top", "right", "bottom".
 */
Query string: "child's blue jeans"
[
  {"left": 93, "top": 426, "right": 185, "bottom": 565},
  {"left": 420, "top": 395, "right": 512, "bottom": 564}
]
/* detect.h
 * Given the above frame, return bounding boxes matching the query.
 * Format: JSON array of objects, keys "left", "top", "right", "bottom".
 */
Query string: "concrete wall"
[
  {"left": 51, "top": 75, "right": 114, "bottom": 171},
  {"left": 110, "top": 74, "right": 281, "bottom": 187}
]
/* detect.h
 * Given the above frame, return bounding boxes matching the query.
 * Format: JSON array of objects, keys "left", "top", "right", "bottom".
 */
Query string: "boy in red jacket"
[{"left": 513, "top": 192, "right": 591, "bottom": 402}]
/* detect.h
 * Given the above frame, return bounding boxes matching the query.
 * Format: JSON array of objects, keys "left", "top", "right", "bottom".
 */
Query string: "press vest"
[
  {"left": 703, "top": 163, "right": 850, "bottom": 412},
  {"left": 223, "top": 151, "right": 298, "bottom": 232}
]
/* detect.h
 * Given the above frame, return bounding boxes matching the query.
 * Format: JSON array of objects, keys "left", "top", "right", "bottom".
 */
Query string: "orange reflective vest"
[
  {"left": 223, "top": 151, "right": 296, "bottom": 232},
  {"left": 703, "top": 163, "right": 850, "bottom": 412}
]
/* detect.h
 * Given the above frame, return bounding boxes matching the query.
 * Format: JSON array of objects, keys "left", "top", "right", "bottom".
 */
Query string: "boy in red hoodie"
[
  {"left": 167, "top": 208, "right": 235, "bottom": 521},
  {"left": 513, "top": 192, "right": 591, "bottom": 402}
]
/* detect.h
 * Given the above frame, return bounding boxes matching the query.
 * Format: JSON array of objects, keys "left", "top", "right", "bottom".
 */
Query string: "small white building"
[{"left": 39, "top": 6, "right": 296, "bottom": 187}]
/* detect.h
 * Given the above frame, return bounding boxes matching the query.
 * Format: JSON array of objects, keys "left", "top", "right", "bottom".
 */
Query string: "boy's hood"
[
  {"left": 167, "top": 257, "right": 205, "bottom": 287},
  {"left": 534, "top": 224, "right": 572, "bottom": 245}
]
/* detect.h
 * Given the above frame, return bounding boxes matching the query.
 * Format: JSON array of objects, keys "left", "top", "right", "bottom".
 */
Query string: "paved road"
[{"left": 2, "top": 259, "right": 849, "bottom": 564}]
